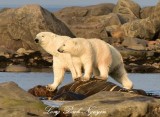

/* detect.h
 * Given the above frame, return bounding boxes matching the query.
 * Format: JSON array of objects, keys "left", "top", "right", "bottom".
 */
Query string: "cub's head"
[
  {"left": 58, "top": 40, "right": 78, "bottom": 56},
  {"left": 34, "top": 32, "right": 57, "bottom": 46}
]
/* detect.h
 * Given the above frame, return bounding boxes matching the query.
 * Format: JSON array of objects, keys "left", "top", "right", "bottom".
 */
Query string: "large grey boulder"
[
  {"left": 0, "top": 5, "right": 74, "bottom": 52},
  {"left": 117, "top": 2, "right": 160, "bottom": 40},
  {"left": 54, "top": 3, "right": 115, "bottom": 17},
  {"left": 60, "top": 91, "right": 160, "bottom": 117},
  {"left": 113, "top": 0, "right": 141, "bottom": 23},
  {"left": 0, "top": 82, "right": 49, "bottom": 117},
  {"left": 54, "top": 3, "right": 117, "bottom": 39}
]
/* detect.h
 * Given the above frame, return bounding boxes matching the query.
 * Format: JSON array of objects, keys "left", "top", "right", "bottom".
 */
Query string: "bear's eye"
[
  {"left": 42, "top": 35, "right": 44, "bottom": 37},
  {"left": 63, "top": 44, "right": 65, "bottom": 46}
]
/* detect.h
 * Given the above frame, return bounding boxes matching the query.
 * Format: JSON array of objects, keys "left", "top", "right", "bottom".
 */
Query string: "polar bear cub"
[{"left": 58, "top": 38, "right": 133, "bottom": 89}]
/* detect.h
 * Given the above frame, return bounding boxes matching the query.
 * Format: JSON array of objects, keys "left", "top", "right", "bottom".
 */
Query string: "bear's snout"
[
  {"left": 58, "top": 48, "right": 64, "bottom": 53},
  {"left": 34, "top": 38, "right": 39, "bottom": 43}
]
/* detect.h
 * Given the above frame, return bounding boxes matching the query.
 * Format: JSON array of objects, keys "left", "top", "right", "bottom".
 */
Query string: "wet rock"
[
  {"left": 28, "top": 85, "right": 57, "bottom": 97},
  {"left": 113, "top": 0, "right": 141, "bottom": 23},
  {"left": 0, "top": 56, "right": 12, "bottom": 68},
  {"left": 5, "top": 64, "right": 30, "bottom": 72},
  {"left": 0, "top": 4, "right": 74, "bottom": 52},
  {"left": 0, "top": 82, "right": 48, "bottom": 117},
  {"left": 28, "top": 79, "right": 147, "bottom": 100},
  {"left": 125, "top": 65, "right": 160, "bottom": 73},
  {"left": 60, "top": 91, "right": 160, "bottom": 117}
]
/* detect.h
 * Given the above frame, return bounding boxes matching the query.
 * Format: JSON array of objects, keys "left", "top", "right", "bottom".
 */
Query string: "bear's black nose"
[
  {"left": 58, "top": 49, "right": 64, "bottom": 53},
  {"left": 34, "top": 38, "right": 39, "bottom": 43}
]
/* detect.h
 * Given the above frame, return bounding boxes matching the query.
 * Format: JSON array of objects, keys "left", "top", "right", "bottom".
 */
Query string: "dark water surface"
[{"left": 0, "top": 72, "right": 159, "bottom": 94}]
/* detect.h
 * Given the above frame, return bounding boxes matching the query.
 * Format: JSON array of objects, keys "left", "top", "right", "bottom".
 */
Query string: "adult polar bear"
[
  {"left": 35, "top": 32, "right": 81, "bottom": 91},
  {"left": 58, "top": 38, "right": 133, "bottom": 89}
]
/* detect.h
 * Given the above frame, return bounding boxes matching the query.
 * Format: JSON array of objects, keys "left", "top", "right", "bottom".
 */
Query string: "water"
[{"left": 0, "top": 72, "right": 159, "bottom": 94}]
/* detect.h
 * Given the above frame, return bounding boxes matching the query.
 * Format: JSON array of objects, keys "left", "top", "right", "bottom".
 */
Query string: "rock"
[
  {"left": 5, "top": 64, "right": 30, "bottom": 72},
  {"left": 121, "top": 18, "right": 156, "bottom": 40},
  {"left": 0, "top": 4, "right": 74, "bottom": 52},
  {"left": 16, "top": 48, "right": 27, "bottom": 55},
  {"left": 140, "top": 6, "right": 155, "bottom": 19},
  {"left": 28, "top": 79, "right": 147, "bottom": 100},
  {"left": 54, "top": 3, "right": 115, "bottom": 17},
  {"left": 113, "top": 0, "right": 141, "bottom": 23},
  {"left": 150, "top": 2, "right": 160, "bottom": 33},
  {"left": 60, "top": 91, "right": 160, "bottom": 117},
  {"left": 0, "top": 82, "right": 48, "bottom": 117},
  {"left": 28, "top": 85, "right": 57, "bottom": 97},
  {"left": 147, "top": 40, "right": 160, "bottom": 51},
  {"left": 0, "top": 56, "right": 12, "bottom": 68},
  {"left": 125, "top": 65, "right": 160, "bottom": 73},
  {"left": 122, "top": 37, "right": 148, "bottom": 50},
  {"left": 117, "top": 46, "right": 147, "bottom": 57},
  {"left": 54, "top": 4, "right": 117, "bottom": 39},
  {"left": 111, "top": 2, "right": 160, "bottom": 40},
  {"left": 16, "top": 48, "right": 35, "bottom": 56},
  {"left": 0, "top": 46, "right": 15, "bottom": 56}
]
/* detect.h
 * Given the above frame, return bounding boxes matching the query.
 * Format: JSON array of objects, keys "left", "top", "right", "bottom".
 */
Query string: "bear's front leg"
[{"left": 46, "top": 67, "right": 65, "bottom": 91}]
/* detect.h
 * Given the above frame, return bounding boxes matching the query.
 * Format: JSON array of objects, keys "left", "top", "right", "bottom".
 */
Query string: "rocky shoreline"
[
  {"left": 0, "top": 49, "right": 159, "bottom": 73},
  {"left": 0, "top": 80, "right": 160, "bottom": 117}
]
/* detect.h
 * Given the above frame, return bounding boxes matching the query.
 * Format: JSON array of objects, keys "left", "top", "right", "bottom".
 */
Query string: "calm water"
[{"left": 0, "top": 72, "right": 160, "bottom": 95}]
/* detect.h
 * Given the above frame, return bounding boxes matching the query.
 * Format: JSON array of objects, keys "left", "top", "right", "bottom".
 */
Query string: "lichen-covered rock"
[
  {"left": 0, "top": 82, "right": 48, "bottom": 117},
  {"left": 113, "top": 0, "right": 141, "bottom": 23},
  {"left": 0, "top": 4, "right": 74, "bottom": 52}
]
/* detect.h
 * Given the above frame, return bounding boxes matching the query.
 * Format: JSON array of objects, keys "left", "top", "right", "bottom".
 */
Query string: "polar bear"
[
  {"left": 35, "top": 32, "right": 82, "bottom": 91},
  {"left": 58, "top": 38, "right": 133, "bottom": 89}
]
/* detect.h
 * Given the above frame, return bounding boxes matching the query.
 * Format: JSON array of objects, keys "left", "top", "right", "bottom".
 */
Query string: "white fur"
[
  {"left": 35, "top": 32, "right": 81, "bottom": 91},
  {"left": 58, "top": 38, "right": 133, "bottom": 89}
]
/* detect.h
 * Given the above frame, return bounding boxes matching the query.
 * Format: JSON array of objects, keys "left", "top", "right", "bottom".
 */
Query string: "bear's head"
[
  {"left": 35, "top": 32, "right": 57, "bottom": 46},
  {"left": 58, "top": 40, "right": 79, "bottom": 56},
  {"left": 35, "top": 32, "right": 60, "bottom": 56}
]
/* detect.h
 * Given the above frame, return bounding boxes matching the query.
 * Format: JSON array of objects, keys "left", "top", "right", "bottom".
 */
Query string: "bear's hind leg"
[
  {"left": 110, "top": 64, "right": 133, "bottom": 89},
  {"left": 94, "top": 66, "right": 109, "bottom": 80}
]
